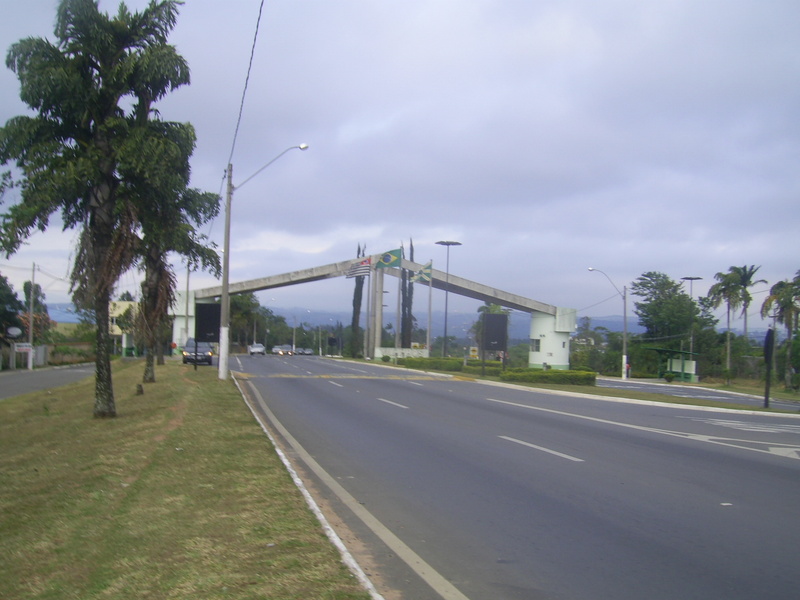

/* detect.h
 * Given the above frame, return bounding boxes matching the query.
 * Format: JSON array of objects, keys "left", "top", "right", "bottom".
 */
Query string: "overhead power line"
[{"left": 226, "top": 0, "right": 267, "bottom": 166}]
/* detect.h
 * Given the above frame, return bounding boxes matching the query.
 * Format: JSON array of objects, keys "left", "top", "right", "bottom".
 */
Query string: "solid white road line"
[
  {"left": 377, "top": 397, "right": 409, "bottom": 409},
  {"left": 498, "top": 436, "right": 585, "bottom": 462}
]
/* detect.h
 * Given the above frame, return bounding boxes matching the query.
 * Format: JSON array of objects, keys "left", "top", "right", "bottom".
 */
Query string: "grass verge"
[{"left": 0, "top": 359, "right": 371, "bottom": 600}]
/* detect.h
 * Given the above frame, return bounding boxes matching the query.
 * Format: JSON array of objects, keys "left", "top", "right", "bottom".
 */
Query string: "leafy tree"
[
  {"left": 22, "top": 279, "right": 52, "bottom": 343},
  {"left": 0, "top": 273, "right": 24, "bottom": 350},
  {"left": 761, "top": 272, "right": 800, "bottom": 389},
  {"left": 0, "top": 0, "right": 197, "bottom": 417},
  {"left": 230, "top": 293, "right": 261, "bottom": 348},
  {"left": 137, "top": 188, "right": 219, "bottom": 383},
  {"left": 570, "top": 317, "right": 611, "bottom": 373},
  {"left": 630, "top": 272, "right": 697, "bottom": 343}
]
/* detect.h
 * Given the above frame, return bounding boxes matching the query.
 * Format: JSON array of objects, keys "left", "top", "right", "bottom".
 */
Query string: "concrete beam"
[
  {"left": 394, "top": 259, "right": 558, "bottom": 316},
  {"left": 194, "top": 255, "right": 558, "bottom": 316},
  {"left": 195, "top": 258, "right": 356, "bottom": 299}
]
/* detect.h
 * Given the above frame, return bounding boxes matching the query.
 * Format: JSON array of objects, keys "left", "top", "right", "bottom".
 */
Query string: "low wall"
[{"left": 376, "top": 347, "right": 430, "bottom": 360}]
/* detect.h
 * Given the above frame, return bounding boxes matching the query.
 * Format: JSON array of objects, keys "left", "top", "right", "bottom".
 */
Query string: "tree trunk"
[
  {"left": 140, "top": 252, "right": 163, "bottom": 383},
  {"left": 143, "top": 350, "right": 156, "bottom": 383},
  {"left": 88, "top": 135, "right": 120, "bottom": 418},
  {"left": 725, "top": 305, "right": 731, "bottom": 383},
  {"left": 93, "top": 288, "right": 116, "bottom": 417}
]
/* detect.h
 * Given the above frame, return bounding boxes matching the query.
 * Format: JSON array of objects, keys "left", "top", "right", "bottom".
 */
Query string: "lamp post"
[
  {"left": 436, "top": 240, "right": 461, "bottom": 357},
  {"left": 681, "top": 276, "right": 702, "bottom": 354},
  {"left": 219, "top": 144, "right": 308, "bottom": 380},
  {"left": 588, "top": 267, "right": 628, "bottom": 379}
]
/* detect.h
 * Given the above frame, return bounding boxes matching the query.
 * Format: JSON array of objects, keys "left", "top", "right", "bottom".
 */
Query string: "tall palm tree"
[
  {"left": 761, "top": 272, "right": 800, "bottom": 389},
  {"left": 730, "top": 265, "right": 767, "bottom": 340},
  {"left": 708, "top": 270, "right": 742, "bottom": 381},
  {"left": 1, "top": 0, "right": 192, "bottom": 418}
]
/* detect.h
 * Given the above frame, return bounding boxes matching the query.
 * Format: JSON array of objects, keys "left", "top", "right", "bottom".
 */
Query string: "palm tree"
[
  {"left": 760, "top": 272, "right": 800, "bottom": 389},
  {"left": 1, "top": 0, "right": 193, "bottom": 417},
  {"left": 708, "top": 270, "right": 743, "bottom": 382},
  {"left": 730, "top": 265, "right": 767, "bottom": 340}
]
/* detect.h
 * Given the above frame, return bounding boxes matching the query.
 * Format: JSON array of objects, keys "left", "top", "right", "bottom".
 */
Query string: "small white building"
[
  {"left": 528, "top": 307, "right": 576, "bottom": 370},
  {"left": 169, "top": 290, "right": 196, "bottom": 347}
]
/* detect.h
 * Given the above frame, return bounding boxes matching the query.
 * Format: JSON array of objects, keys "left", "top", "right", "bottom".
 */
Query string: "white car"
[{"left": 248, "top": 343, "right": 266, "bottom": 355}]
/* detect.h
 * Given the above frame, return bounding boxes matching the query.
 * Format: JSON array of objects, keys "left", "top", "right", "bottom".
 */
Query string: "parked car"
[
  {"left": 248, "top": 343, "right": 266, "bottom": 356},
  {"left": 299, "top": 348, "right": 314, "bottom": 355},
  {"left": 182, "top": 339, "right": 214, "bottom": 365},
  {"left": 271, "top": 344, "right": 294, "bottom": 356}
]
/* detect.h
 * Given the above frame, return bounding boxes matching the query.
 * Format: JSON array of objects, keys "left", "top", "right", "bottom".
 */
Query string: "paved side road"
[
  {"left": 0, "top": 364, "right": 95, "bottom": 401},
  {"left": 597, "top": 376, "right": 800, "bottom": 411}
]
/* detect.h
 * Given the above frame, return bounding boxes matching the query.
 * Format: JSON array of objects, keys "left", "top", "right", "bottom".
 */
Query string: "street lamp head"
[
  {"left": 298, "top": 143, "right": 309, "bottom": 150},
  {"left": 436, "top": 240, "right": 462, "bottom": 247},
  {"left": 588, "top": 267, "right": 595, "bottom": 272}
]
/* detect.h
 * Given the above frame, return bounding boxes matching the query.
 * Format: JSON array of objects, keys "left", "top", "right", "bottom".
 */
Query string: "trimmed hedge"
[
  {"left": 463, "top": 364, "right": 502, "bottom": 377},
  {"left": 499, "top": 369, "right": 596, "bottom": 385},
  {"left": 397, "top": 358, "right": 595, "bottom": 385},
  {"left": 399, "top": 357, "right": 464, "bottom": 372}
]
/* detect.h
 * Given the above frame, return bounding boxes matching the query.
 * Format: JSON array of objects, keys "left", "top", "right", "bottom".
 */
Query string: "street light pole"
[
  {"left": 219, "top": 144, "right": 308, "bottom": 380},
  {"left": 588, "top": 267, "right": 628, "bottom": 379},
  {"left": 436, "top": 240, "right": 461, "bottom": 357},
  {"left": 681, "top": 276, "right": 702, "bottom": 354}
]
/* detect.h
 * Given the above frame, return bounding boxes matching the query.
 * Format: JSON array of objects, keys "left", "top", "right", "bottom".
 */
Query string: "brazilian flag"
[
  {"left": 411, "top": 261, "right": 433, "bottom": 283},
  {"left": 376, "top": 249, "right": 401, "bottom": 268}
]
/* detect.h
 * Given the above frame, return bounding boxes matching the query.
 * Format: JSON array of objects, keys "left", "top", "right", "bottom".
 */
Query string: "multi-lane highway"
[{"left": 236, "top": 355, "right": 800, "bottom": 600}]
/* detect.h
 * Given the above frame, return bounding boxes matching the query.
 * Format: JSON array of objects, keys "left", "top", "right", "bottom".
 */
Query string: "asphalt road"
[
  {"left": 0, "top": 363, "right": 95, "bottom": 400},
  {"left": 237, "top": 355, "right": 800, "bottom": 600}
]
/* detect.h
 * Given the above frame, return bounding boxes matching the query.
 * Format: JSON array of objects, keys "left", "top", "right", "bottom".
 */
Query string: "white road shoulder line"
[{"left": 499, "top": 436, "right": 584, "bottom": 462}]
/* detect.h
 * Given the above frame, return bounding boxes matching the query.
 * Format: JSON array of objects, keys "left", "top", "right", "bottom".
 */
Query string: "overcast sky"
[{"left": 1, "top": 0, "right": 799, "bottom": 330}]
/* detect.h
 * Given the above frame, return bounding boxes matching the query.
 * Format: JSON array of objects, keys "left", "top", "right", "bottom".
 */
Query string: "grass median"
[{"left": 0, "top": 359, "right": 371, "bottom": 600}]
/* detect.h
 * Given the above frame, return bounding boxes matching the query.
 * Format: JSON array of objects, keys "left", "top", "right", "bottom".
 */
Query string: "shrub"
[
  {"left": 401, "top": 357, "right": 463, "bottom": 372},
  {"left": 463, "top": 364, "right": 502, "bottom": 377},
  {"left": 499, "top": 369, "right": 596, "bottom": 385}
]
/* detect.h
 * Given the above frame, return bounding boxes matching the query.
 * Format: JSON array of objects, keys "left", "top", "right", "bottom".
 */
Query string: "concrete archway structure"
[{"left": 176, "top": 256, "right": 576, "bottom": 369}]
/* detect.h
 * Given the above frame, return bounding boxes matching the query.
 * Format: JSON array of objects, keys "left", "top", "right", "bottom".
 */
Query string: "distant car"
[
  {"left": 272, "top": 344, "right": 294, "bottom": 356},
  {"left": 300, "top": 348, "right": 314, "bottom": 355},
  {"left": 182, "top": 339, "right": 214, "bottom": 365},
  {"left": 248, "top": 343, "right": 266, "bottom": 356}
]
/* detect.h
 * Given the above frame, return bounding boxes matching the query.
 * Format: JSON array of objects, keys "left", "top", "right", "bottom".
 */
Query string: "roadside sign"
[{"left": 14, "top": 343, "right": 32, "bottom": 352}]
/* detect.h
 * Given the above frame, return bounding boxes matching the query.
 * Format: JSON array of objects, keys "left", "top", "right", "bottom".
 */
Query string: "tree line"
[{"left": 572, "top": 267, "right": 799, "bottom": 390}]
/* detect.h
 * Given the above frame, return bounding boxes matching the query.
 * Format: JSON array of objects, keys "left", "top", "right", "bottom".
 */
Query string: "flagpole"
[
  {"left": 395, "top": 268, "right": 402, "bottom": 354},
  {"left": 364, "top": 265, "right": 371, "bottom": 359},
  {"left": 427, "top": 262, "right": 433, "bottom": 356}
]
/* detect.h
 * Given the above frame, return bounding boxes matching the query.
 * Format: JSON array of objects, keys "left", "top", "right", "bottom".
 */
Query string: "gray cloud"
[{"left": 1, "top": 0, "right": 798, "bottom": 329}]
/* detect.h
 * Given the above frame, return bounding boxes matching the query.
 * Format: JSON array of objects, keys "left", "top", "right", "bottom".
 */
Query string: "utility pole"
[{"left": 28, "top": 262, "right": 35, "bottom": 370}]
